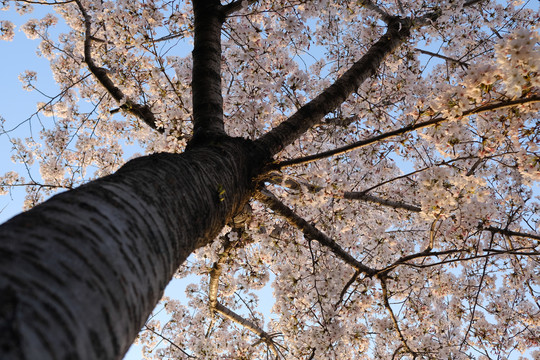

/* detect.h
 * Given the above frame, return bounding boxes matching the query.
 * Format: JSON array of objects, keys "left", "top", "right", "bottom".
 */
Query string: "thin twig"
[
  {"left": 143, "top": 325, "right": 197, "bottom": 359},
  {"left": 377, "top": 249, "right": 466, "bottom": 276},
  {"left": 415, "top": 48, "right": 469, "bottom": 68},
  {"left": 334, "top": 270, "right": 360, "bottom": 310},
  {"left": 379, "top": 277, "right": 416, "bottom": 357}
]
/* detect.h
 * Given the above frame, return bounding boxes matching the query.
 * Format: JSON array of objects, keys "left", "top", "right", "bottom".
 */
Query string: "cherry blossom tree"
[{"left": 1, "top": 0, "right": 539, "bottom": 359}]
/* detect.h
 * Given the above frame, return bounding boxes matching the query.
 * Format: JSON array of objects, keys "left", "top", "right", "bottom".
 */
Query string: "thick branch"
[
  {"left": 256, "top": 189, "right": 376, "bottom": 275},
  {"left": 255, "top": 16, "right": 414, "bottom": 156},
  {"left": 191, "top": 0, "right": 226, "bottom": 141},
  {"left": 222, "top": 0, "right": 259, "bottom": 16},
  {"left": 358, "top": 0, "right": 394, "bottom": 23},
  {"left": 265, "top": 173, "right": 420, "bottom": 212},
  {"left": 75, "top": 0, "right": 161, "bottom": 132},
  {"left": 343, "top": 192, "right": 421, "bottom": 212},
  {"left": 213, "top": 303, "right": 281, "bottom": 357},
  {"left": 276, "top": 94, "right": 540, "bottom": 168},
  {"left": 483, "top": 226, "right": 540, "bottom": 241}
]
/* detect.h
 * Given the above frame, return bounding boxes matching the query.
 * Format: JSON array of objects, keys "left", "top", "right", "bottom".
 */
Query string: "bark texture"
[
  {"left": 192, "top": 0, "right": 226, "bottom": 139},
  {"left": 0, "top": 138, "right": 267, "bottom": 360}
]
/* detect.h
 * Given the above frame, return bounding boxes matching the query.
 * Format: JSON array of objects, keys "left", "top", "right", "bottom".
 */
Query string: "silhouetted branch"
[
  {"left": 482, "top": 226, "right": 540, "bottom": 241},
  {"left": 265, "top": 173, "right": 420, "bottom": 212},
  {"left": 143, "top": 325, "right": 197, "bottom": 359},
  {"left": 334, "top": 270, "right": 360, "bottom": 310},
  {"left": 14, "top": 0, "right": 75, "bottom": 4},
  {"left": 415, "top": 48, "right": 469, "bottom": 68},
  {"left": 358, "top": 0, "right": 394, "bottom": 23}
]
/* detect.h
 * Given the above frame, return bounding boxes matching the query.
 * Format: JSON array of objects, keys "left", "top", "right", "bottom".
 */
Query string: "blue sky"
[{"left": 0, "top": 7, "right": 51, "bottom": 223}]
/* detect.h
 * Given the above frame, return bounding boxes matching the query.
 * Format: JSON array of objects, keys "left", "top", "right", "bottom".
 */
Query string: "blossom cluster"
[{"left": 1, "top": 0, "right": 539, "bottom": 359}]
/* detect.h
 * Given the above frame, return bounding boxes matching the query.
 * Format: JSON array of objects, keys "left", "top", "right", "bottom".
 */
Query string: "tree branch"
[
  {"left": 213, "top": 303, "right": 283, "bottom": 357},
  {"left": 265, "top": 172, "right": 420, "bottom": 212},
  {"left": 256, "top": 188, "right": 376, "bottom": 275},
  {"left": 482, "top": 226, "right": 540, "bottom": 241},
  {"left": 208, "top": 240, "right": 236, "bottom": 309},
  {"left": 14, "top": 0, "right": 75, "bottom": 4},
  {"left": 206, "top": 234, "right": 282, "bottom": 357},
  {"left": 484, "top": 248, "right": 540, "bottom": 256},
  {"left": 334, "top": 270, "right": 360, "bottom": 310},
  {"left": 392, "top": 247, "right": 539, "bottom": 270},
  {"left": 366, "top": 223, "right": 538, "bottom": 276},
  {"left": 415, "top": 47, "right": 469, "bottom": 68},
  {"left": 222, "top": 0, "right": 259, "bottom": 16},
  {"left": 343, "top": 192, "right": 421, "bottom": 212},
  {"left": 190, "top": 0, "right": 227, "bottom": 143},
  {"left": 459, "top": 233, "right": 494, "bottom": 352},
  {"left": 254, "top": 16, "right": 415, "bottom": 156},
  {"left": 143, "top": 325, "right": 197, "bottom": 359},
  {"left": 75, "top": 0, "right": 162, "bottom": 132},
  {"left": 275, "top": 94, "right": 540, "bottom": 168},
  {"left": 379, "top": 277, "right": 416, "bottom": 357},
  {"left": 377, "top": 249, "right": 466, "bottom": 276},
  {"left": 358, "top": 0, "right": 394, "bottom": 23}
]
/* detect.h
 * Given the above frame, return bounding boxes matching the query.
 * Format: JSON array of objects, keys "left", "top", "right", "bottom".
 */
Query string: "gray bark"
[
  {"left": 0, "top": 139, "right": 267, "bottom": 360},
  {"left": 192, "top": 0, "right": 226, "bottom": 139}
]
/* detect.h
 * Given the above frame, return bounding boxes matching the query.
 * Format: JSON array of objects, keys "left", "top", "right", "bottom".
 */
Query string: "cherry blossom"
[{"left": 1, "top": 0, "right": 539, "bottom": 359}]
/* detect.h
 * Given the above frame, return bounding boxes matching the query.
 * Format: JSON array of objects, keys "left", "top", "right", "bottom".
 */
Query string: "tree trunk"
[{"left": 0, "top": 138, "right": 267, "bottom": 360}]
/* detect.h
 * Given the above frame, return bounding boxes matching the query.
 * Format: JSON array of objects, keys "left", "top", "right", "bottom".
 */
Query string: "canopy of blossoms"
[{"left": 1, "top": 0, "right": 539, "bottom": 359}]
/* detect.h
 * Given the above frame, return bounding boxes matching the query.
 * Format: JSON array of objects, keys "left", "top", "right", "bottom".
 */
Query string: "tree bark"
[
  {"left": 0, "top": 138, "right": 268, "bottom": 360},
  {"left": 192, "top": 0, "right": 226, "bottom": 139}
]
